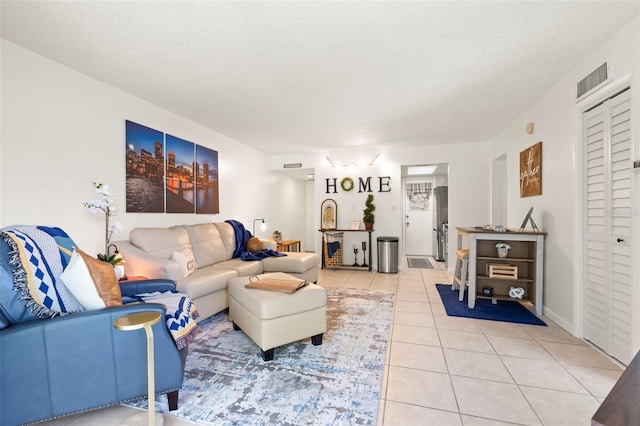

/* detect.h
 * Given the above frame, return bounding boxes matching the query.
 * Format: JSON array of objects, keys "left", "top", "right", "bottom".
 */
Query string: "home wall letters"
[{"left": 325, "top": 176, "right": 391, "bottom": 194}]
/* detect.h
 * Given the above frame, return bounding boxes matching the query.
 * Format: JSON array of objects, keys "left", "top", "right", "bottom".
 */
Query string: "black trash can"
[{"left": 377, "top": 236, "right": 399, "bottom": 273}]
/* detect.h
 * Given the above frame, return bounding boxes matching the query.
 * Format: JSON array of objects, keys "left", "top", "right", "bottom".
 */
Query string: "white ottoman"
[{"left": 228, "top": 272, "right": 327, "bottom": 361}]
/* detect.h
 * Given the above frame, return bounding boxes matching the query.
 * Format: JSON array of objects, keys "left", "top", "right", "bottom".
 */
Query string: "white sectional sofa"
[{"left": 115, "top": 222, "right": 320, "bottom": 320}]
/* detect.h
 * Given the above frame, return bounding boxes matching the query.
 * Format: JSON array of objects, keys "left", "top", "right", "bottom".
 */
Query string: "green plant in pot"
[{"left": 363, "top": 194, "right": 375, "bottom": 230}]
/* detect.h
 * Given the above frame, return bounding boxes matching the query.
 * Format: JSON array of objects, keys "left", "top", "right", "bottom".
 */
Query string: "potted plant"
[
  {"left": 84, "top": 182, "right": 124, "bottom": 266},
  {"left": 362, "top": 194, "right": 375, "bottom": 230},
  {"left": 495, "top": 242, "right": 511, "bottom": 258}
]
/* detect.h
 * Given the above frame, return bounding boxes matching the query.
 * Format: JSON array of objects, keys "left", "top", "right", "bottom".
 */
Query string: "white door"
[
  {"left": 404, "top": 178, "right": 434, "bottom": 256},
  {"left": 583, "top": 87, "right": 633, "bottom": 364}
]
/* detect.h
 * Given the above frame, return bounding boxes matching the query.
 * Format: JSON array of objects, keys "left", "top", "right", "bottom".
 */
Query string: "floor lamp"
[{"left": 253, "top": 218, "right": 267, "bottom": 236}]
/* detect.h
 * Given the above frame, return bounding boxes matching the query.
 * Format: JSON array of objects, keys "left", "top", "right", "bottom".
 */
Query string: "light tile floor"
[{"left": 36, "top": 258, "right": 624, "bottom": 425}]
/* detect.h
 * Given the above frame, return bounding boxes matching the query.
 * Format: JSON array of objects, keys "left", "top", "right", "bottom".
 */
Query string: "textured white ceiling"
[{"left": 2, "top": 1, "right": 638, "bottom": 155}]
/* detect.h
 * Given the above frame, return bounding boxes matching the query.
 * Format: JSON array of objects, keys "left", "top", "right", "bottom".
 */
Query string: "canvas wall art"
[
  {"left": 125, "top": 120, "right": 165, "bottom": 213},
  {"left": 195, "top": 145, "right": 219, "bottom": 214},
  {"left": 165, "top": 134, "right": 196, "bottom": 213},
  {"left": 126, "top": 120, "right": 220, "bottom": 214}
]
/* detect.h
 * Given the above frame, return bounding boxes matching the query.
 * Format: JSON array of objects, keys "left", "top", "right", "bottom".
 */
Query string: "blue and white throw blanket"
[
  {"left": 123, "top": 291, "right": 202, "bottom": 350},
  {"left": 1, "top": 225, "right": 84, "bottom": 318}
]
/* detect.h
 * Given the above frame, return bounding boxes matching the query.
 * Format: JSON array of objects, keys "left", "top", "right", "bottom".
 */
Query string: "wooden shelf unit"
[
  {"left": 456, "top": 227, "right": 545, "bottom": 314},
  {"left": 476, "top": 239, "right": 538, "bottom": 303}
]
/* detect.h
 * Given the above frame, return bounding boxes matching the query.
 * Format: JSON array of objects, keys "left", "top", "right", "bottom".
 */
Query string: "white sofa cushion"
[
  {"left": 184, "top": 223, "right": 228, "bottom": 267},
  {"left": 213, "top": 222, "right": 237, "bottom": 260},
  {"left": 176, "top": 266, "right": 237, "bottom": 300},
  {"left": 212, "top": 258, "right": 263, "bottom": 276},
  {"left": 261, "top": 252, "right": 321, "bottom": 274},
  {"left": 130, "top": 226, "right": 191, "bottom": 259},
  {"left": 261, "top": 239, "right": 277, "bottom": 250}
]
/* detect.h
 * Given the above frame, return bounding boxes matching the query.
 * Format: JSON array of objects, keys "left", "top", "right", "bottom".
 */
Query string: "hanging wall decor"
[
  {"left": 125, "top": 120, "right": 166, "bottom": 213},
  {"left": 520, "top": 141, "right": 542, "bottom": 197},
  {"left": 195, "top": 145, "right": 219, "bottom": 214},
  {"left": 321, "top": 199, "right": 338, "bottom": 230},
  {"left": 165, "top": 134, "right": 196, "bottom": 213},
  {"left": 125, "top": 119, "right": 220, "bottom": 214}
]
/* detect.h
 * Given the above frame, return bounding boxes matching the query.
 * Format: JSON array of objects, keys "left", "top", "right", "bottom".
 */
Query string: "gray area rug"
[
  {"left": 127, "top": 288, "right": 395, "bottom": 425},
  {"left": 407, "top": 257, "right": 433, "bottom": 269}
]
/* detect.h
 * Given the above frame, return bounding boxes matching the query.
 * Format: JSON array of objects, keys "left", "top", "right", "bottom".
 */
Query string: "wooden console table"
[
  {"left": 319, "top": 229, "right": 373, "bottom": 272},
  {"left": 456, "top": 227, "right": 546, "bottom": 314},
  {"left": 277, "top": 240, "right": 300, "bottom": 252}
]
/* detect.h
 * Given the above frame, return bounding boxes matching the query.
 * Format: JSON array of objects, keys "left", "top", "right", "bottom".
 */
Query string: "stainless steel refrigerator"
[{"left": 432, "top": 186, "right": 448, "bottom": 262}]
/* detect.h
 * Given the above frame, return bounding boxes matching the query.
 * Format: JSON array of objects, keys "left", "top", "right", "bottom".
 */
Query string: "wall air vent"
[
  {"left": 283, "top": 163, "right": 302, "bottom": 169},
  {"left": 577, "top": 63, "right": 608, "bottom": 100}
]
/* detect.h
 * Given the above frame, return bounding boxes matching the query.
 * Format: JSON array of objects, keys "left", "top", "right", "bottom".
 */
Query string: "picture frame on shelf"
[
  {"left": 350, "top": 221, "right": 361, "bottom": 230},
  {"left": 321, "top": 199, "right": 337, "bottom": 230},
  {"left": 518, "top": 206, "right": 540, "bottom": 232}
]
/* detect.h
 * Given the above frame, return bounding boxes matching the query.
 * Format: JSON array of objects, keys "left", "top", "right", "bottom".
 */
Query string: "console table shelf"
[
  {"left": 476, "top": 294, "right": 535, "bottom": 304},
  {"left": 477, "top": 256, "right": 534, "bottom": 263},
  {"left": 477, "top": 276, "right": 534, "bottom": 283},
  {"left": 319, "top": 229, "right": 373, "bottom": 272}
]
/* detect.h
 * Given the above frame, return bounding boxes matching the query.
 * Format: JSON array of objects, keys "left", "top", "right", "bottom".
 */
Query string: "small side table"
[
  {"left": 114, "top": 311, "right": 163, "bottom": 426},
  {"left": 277, "top": 240, "right": 301, "bottom": 252}
]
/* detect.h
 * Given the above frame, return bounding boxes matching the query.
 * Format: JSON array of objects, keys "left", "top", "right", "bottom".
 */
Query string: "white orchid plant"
[{"left": 84, "top": 182, "right": 124, "bottom": 265}]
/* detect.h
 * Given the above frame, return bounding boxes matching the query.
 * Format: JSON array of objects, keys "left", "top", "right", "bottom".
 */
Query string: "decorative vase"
[{"left": 497, "top": 247, "right": 509, "bottom": 258}]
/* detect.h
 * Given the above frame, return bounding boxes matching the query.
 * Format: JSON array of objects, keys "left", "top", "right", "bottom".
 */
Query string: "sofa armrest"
[
  {"left": 0, "top": 303, "right": 184, "bottom": 425},
  {"left": 260, "top": 239, "right": 277, "bottom": 251},
  {"left": 119, "top": 278, "right": 177, "bottom": 297},
  {"left": 114, "top": 240, "right": 183, "bottom": 281}
]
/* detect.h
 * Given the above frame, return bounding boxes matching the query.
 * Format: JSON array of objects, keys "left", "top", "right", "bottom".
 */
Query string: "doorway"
[
  {"left": 273, "top": 167, "right": 315, "bottom": 253},
  {"left": 401, "top": 164, "right": 449, "bottom": 259}
]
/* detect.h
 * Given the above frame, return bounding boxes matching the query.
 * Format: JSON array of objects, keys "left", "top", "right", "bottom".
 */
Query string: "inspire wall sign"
[{"left": 520, "top": 141, "right": 542, "bottom": 197}]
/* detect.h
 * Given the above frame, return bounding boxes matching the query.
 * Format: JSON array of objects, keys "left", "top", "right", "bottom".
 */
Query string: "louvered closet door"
[{"left": 583, "top": 88, "right": 633, "bottom": 365}]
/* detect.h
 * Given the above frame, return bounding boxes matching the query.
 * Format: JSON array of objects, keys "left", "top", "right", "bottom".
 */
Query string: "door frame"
[
  {"left": 491, "top": 154, "right": 507, "bottom": 227},
  {"left": 574, "top": 75, "right": 634, "bottom": 342},
  {"left": 401, "top": 164, "right": 449, "bottom": 258}
]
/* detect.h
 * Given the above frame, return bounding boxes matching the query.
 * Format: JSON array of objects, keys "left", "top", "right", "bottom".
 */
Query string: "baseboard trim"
[{"left": 541, "top": 305, "right": 576, "bottom": 335}]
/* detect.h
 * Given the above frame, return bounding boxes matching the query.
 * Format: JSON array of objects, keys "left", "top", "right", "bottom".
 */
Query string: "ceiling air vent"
[{"left": 577, "top": 63, "right": 608, "bottom": 100}]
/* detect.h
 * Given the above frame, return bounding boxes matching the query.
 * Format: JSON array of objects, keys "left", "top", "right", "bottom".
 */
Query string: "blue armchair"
[{"left": 0, "top": 235, "right": 187, "bottom": 426}]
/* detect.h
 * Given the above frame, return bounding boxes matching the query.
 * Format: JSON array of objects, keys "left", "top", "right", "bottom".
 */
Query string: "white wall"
[
  {"left": 0, "top": 40, "right": 271, "bottom": 256},
  {"left": 1, "top": 37, "right": 497, "bottom": 278},
  {"left": 271, "top": 142, "right": 493, "bottom": 271},
  {"left": 3, "top": 36, "right": 491, "bottom": 272},
  {"left": 491, "top": 15, "right": 640, "bottom": 335}
]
